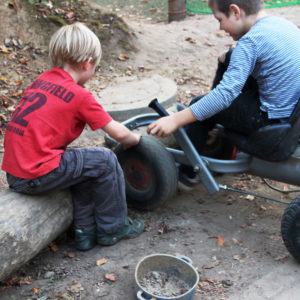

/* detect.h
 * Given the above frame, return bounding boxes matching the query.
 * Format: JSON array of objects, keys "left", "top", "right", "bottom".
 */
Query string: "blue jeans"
[{"left": 7, "top": 148, "right": 127, "bottom": 233}]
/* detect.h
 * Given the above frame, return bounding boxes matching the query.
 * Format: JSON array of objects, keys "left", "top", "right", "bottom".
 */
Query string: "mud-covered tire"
[
  {"left": 114, "top": 136, "right": 178, "bottom": 210},
  {"left": 281, "top": 196, "right": 300, "bottom": 263}
]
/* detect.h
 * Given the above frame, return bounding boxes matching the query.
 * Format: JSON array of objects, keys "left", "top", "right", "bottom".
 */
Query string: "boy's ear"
[
  {"left": 229, "top": 4, "right": 242, "bottom": 19},
  {"left": 82, "top": 57, "right": 93, "bottom": 71}
]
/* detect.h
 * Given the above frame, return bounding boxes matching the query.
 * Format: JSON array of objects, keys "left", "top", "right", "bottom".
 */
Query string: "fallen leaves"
[
  {"left": 118, "top": 53, "right": 129, "bottom": 61},
  {"left": 209, "top": 235, "right": 225, "bottom": 247},
  {"left": 11, "top": 90, "right": 23, "bottom": 97},
  {"left": 233, "top": 253, "right": 248, "bottom": 263},
  {"left": 67, "top": 280, "right": 84, "bottom": 293},
  {"left": 105, "top": 273, "right": 116, "bottom": 282},
  {"left": 67, "top": 252, "right": 76, "bottom": 259},
  {"left": 50, "top": 242, "right": 59, "bottom": 252},
  {"left": 0, "top": 275, "right": 33, "bottom": 292},
  {"left": 158, "top": 222, "right": 168, "bottom": 234},
  {"left": 96, "top": 257, "right": 107, "bottom": 266},
  {"left": 202, "top": 259, "right": 220, "bottom": 270},
  {"left": 218, "top": 235, "right": 225, "bottom": 247},
  {"left": 185, "top": 37, "right": 196, "bottom": 44},
  {"left": 197, "top": 278, "right": 226, "bottom": 297}
]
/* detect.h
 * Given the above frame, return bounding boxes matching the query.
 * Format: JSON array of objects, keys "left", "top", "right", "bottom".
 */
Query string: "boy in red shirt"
[{"left": 2, "top": 22, "right": 144, "bottom": 251}]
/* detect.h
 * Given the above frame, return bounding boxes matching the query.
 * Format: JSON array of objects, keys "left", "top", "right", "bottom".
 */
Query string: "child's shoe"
[
  {"left": 74, "top": 227, "right": 96, "bottom": 251},
  {"left": 97, "top": 217, "right": 144, "bottom": 246}
]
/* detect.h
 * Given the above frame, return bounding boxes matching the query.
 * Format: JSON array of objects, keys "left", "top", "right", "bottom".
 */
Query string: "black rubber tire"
[
  {"left": 114, "top": 136, "right": 178, "bottom": 210},
  {"left": 281, "top": 196, "right": 300, "bottom": 263}
]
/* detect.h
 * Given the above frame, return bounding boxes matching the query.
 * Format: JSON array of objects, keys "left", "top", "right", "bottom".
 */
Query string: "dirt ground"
[{"left": 0, "top": 2, "right": 300, "bottom": 299}]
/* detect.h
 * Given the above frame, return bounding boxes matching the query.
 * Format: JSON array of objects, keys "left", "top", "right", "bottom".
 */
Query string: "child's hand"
[{"left": 147, "top": 116, "right": 178, "bottom": 137}]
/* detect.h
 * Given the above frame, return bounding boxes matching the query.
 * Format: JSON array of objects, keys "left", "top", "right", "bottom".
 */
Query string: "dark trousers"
[
  {"left": 186, "top": 53, "right": 279, "bottom": 154},
  {"left": 7, "top": 148, "right": 127, "bottom": 233}
]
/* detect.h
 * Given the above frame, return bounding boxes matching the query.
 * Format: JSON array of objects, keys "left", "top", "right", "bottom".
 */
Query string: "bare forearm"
[
  {"left": 147, "top": 108, "right": 196, "bottom": 137},
  {"left": 103, "top": 120, "right": 141, "bottom": 148}
]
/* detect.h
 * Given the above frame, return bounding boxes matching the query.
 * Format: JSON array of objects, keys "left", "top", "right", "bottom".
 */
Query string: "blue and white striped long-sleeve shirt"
[{"left": 190, "top": 16, "right": 300, "bottom": 121}]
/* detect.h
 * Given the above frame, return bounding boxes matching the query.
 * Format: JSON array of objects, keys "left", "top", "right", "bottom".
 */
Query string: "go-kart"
[{"left": 105, "top": 98, "right": 300, "bottom": 263}]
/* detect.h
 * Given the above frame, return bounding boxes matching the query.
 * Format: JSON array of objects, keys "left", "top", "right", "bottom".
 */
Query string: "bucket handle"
[
  {"left": 177, "top": 255, "right": 193, "bottom": 265},
  {"left": 137, "top": 290, "right": 156, "bottom": 300}
]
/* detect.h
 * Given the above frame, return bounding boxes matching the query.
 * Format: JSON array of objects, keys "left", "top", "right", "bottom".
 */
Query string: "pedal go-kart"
[{"left": 106, "top": 98, "right": 300, "bottom": 263}]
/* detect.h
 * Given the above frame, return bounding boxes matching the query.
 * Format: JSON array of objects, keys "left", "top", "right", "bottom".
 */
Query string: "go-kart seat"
[{"left": 225, "top": 97, "right": 300, "bottom": 162}]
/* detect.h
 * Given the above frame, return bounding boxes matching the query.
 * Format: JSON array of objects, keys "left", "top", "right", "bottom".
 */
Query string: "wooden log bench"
[{"left": 0, "top": 189, "right": 73, "bottom": 281}]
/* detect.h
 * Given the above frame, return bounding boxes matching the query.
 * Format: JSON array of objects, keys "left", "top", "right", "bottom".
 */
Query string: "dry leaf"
[
  {"left": 96, "top": 258, "right": 107, "bottom": 266},
  {"left": 218, "top": 235, "right": 224, "bottom": 247},
  {"left": 0, "top": 48, "right": 10, "bottom": 54},
  {"left": 185, "top": 37, "right": 196, "bottom": 44},
  {"left": 67, "top": 253, "right": 76, "bottom": 259},
  {"left": 202, "top": 264, "right": 215, "bottom": 269},
  {"left": 204, "top": 41, "right": 215, "bottom": 47},
  {"left": 232, "top": 238, "right": 239, "bottom": 245},
  {"left": 50, "top": 242, "right": 59, "bottom": 252},
  {"left": 118, "top": 53, "right": 129, "bottom": 61},
  {"left": 246, "top": 195, "right": 255, "bottom": 201},
  {"left": 12, "top": 1, "right": 18, "bottom": 11},
  {"left": 19, "top": 276, "right": 33, "bottom": 285},
  {"left": 68, "top": 281, "right": 84, "bottom": 293},
  {"left": 158, "top": 222, "right": 168, "bottom": 234},
  {"left": 0, "top": 114, "right": 7, "bottom": 121},
  {"left": 33, "top": 287, "right": 38, "bottom": 294},
  {"left": 260, "top": 205, "right": 267, "bottom": 211},
  {"left": 206, "top": 278, "right": 217, "bottom": 284},
  {"left": 105, "top": 273, "right": 116, "bottom": 281},
  {"left": 12, "top": 91, "right": 23, "bottom": 97},
  {"left": 15, "top": 80, "right": 23, "bottom": 85}
]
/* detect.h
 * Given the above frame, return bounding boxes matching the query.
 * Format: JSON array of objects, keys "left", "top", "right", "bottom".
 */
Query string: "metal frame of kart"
[{"left": 119, "top": 109, "right": 300, "bottom": 203}]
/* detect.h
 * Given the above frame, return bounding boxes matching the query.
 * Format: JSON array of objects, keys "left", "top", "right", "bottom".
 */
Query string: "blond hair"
[{"left": 49, "top": 22, "right": 102, "bottom": 68}]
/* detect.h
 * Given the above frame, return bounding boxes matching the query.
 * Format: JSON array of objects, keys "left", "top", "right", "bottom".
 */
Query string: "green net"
[{"left": 186, "top": 0, "right": 300, "bottom": 14}]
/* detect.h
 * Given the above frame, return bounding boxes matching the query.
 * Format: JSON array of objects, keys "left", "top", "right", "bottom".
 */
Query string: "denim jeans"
[{"left": 7, "top": 147, "right": 127, "bottom": 233}]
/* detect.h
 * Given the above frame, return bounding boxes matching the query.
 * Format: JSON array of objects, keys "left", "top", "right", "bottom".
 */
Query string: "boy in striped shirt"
[{"left": 147, "top": 0, "right": 300, "bottom": 185}]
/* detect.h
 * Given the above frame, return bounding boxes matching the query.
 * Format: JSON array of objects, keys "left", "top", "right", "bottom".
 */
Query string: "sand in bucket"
[{"left": 139, "top": 270, "right": 190, "bottom": 297}]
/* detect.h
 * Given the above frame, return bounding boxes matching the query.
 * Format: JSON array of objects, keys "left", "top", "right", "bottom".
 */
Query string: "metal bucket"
[{"left": 135, "top": 254, "right": 199, "bottom": 300}]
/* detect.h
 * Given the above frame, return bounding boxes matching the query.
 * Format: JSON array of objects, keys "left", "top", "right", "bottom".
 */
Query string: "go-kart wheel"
[
  {"left": 114, "top": 136, "right": 178, "bottom": 210},
  {"left": 281, "top": 196, "right": 300, "bottom": 263}
]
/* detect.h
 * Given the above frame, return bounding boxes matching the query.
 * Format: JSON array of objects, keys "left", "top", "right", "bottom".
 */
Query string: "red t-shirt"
[{"left": 2, "top": 68, "right": 112, "bottom": 179}]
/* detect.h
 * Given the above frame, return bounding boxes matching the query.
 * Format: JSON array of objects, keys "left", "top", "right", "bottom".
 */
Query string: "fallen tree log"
[{"left": 0, "top": 189, "right": 73, "bottom": 282}]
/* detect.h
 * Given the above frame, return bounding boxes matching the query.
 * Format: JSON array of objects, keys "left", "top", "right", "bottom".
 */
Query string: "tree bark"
[
  {"left": 168, "top": 0, "right": 186, "bottom": 22},
  {"left": 0, "top": 189, "right": 73, "bottom": 281}
]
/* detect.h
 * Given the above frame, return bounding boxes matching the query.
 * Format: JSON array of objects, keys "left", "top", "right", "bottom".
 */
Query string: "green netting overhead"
[{"left": 186, "top": 0, "right": 300, "bottom": 14}]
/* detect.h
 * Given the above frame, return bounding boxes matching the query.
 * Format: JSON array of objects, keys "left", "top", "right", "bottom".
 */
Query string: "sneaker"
[
  {"left": 178, "top": 165, "right": 199, "bottom": 191},
  {"left": 74, "top": 227, "right": 97, "bottom": 251},
  {"left": 97, "top": 217, "right": 144, "bottom": 246}
]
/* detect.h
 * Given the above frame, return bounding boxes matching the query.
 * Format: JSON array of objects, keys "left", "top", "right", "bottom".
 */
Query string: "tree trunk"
[
  {"left": 0, "top": 189, "right": 73, "bottom": 281},
  {"left": 168, "top": 0, "right": 186, "bottom": 22}
]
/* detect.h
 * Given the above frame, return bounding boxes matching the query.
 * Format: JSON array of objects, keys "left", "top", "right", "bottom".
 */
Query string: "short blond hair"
[{"left": 49, "top": 22, "right": 102, "bottom": 68}]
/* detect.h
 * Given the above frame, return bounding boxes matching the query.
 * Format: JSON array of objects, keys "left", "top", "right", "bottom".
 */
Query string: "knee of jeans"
[{"left": 106, "top": 149, "right": 120, "bottom": 170}]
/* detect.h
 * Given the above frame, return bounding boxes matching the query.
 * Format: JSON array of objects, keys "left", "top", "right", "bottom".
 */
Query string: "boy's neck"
[
  {"left": 63, "top": 64, "right": 81, "bottom": 84},
  {"left": 244, "top": 9, "right": 268, "bottom": 30}
]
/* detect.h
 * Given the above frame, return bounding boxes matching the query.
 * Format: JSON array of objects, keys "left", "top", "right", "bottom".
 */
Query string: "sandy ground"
[{"left": 0, "top": 4, "right": 300, "bottom": 300}]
